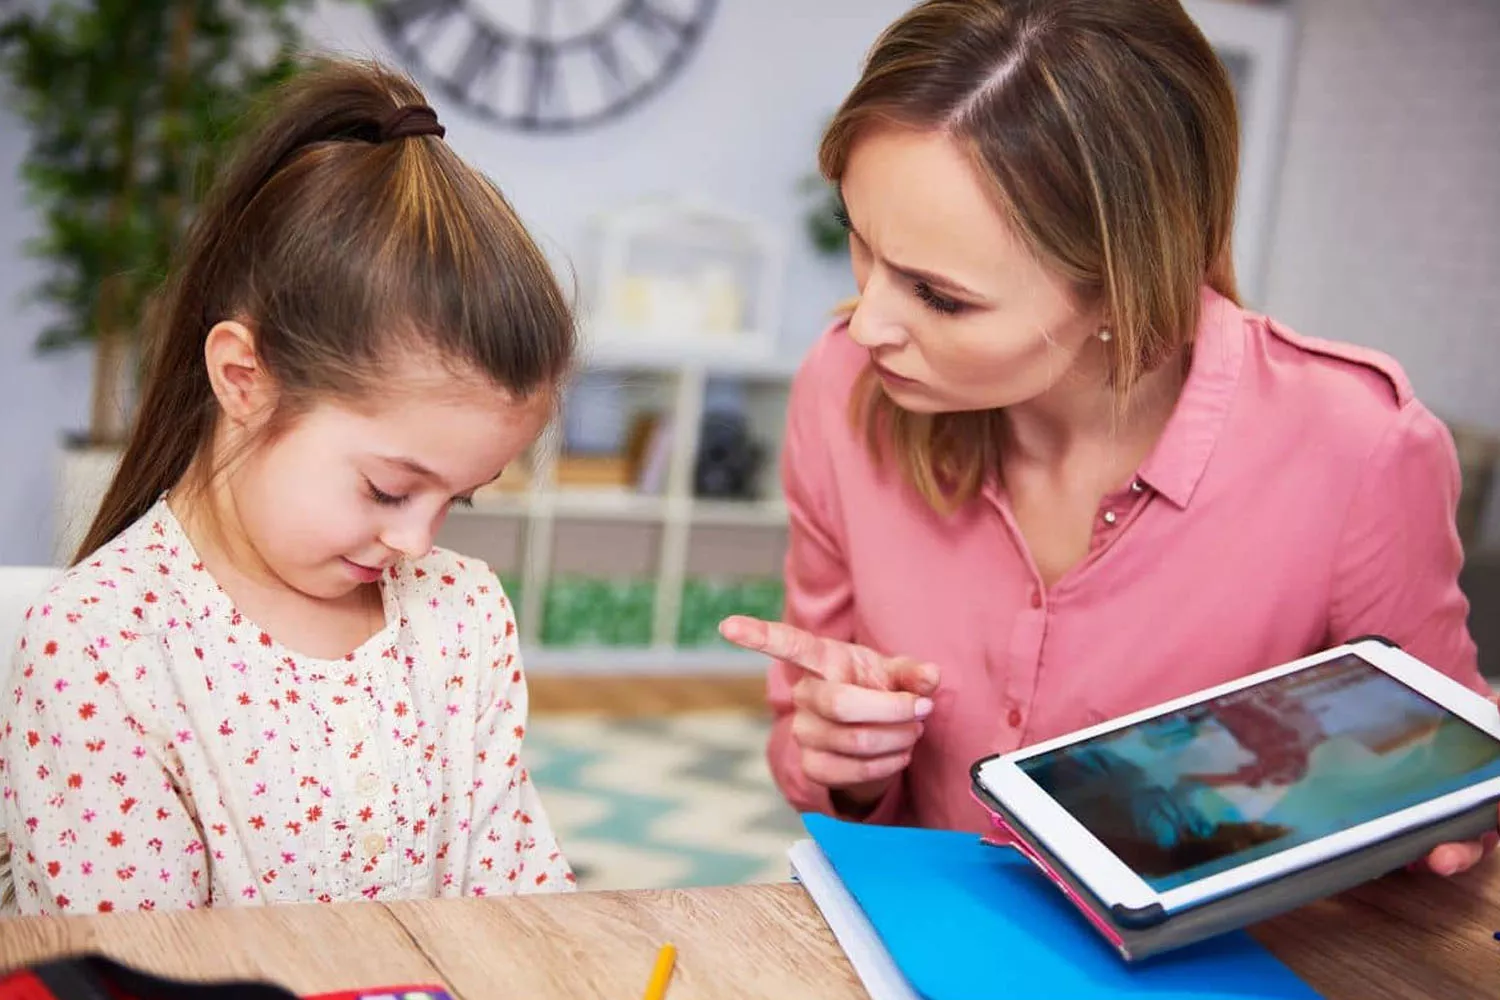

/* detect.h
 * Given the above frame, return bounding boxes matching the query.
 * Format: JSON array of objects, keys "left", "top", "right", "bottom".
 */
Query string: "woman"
[{"left": 719, "top": 0, "right": 1495, "bottom": 876}]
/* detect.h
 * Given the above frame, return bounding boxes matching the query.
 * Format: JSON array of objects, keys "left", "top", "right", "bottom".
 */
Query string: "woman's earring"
[{"left": 1097, "top": 327, "right": 1113, "bottom": 343}]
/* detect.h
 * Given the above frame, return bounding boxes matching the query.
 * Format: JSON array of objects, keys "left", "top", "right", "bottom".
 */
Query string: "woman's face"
[{"left": 839, "top": 127, "right": 1107, "bottom": 414}]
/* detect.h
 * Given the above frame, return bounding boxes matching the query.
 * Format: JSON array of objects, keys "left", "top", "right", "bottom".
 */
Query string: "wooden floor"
[{"left": 527, "top": 674, "right": 771, "bottom": 716}]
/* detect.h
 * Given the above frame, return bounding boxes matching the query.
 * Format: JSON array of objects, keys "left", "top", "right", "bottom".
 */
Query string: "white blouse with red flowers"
[{"left": 0, "top": 498, "right": 573, "bottom": 915}]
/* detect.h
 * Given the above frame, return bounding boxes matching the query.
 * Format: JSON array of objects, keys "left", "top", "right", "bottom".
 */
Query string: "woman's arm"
[
  {"left": 769, "top": 335, "right": 910, "bottom": 823},
  {"left": 1328, "top": 401, "right": 1486, "bottom": 693},
  {"left": 1328, "top": 401, "right": 1498, "bottom": 876}
]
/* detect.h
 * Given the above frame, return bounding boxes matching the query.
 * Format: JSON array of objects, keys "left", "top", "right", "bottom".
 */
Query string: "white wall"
[
  {"left": 0, "top": 0, "right": 909, "bottom": 564},
  {"left": 299, "top": 0, "right": 909, "bottom": 347},
  {"left": 0, "top": 106, "right": 92, "bottom": 567},
  {"left": 1262, "top": 0, "right": 1500, "bottom": 539},
  {"left": 2, "top": 0, "right": 1499, "bottom": 562}
]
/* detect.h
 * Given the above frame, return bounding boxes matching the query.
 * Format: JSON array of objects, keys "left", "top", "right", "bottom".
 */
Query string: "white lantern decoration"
[{"left": 582, "top": 198, "right": 782, "bottom": 360}]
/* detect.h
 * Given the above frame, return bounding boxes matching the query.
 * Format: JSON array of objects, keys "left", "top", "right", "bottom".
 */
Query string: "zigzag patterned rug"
[{"left": 524, "top": 711, "right": 805, "bottom": 891}]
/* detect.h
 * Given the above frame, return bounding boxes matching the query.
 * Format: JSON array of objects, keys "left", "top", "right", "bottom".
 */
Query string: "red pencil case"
[{"left": 0, "top": 956, "right": 451, "bottom": 1000}]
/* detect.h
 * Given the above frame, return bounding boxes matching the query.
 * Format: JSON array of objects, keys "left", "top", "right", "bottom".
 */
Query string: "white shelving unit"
[{"left": 443, "top": 336, "right": 800, "bottom": 674}]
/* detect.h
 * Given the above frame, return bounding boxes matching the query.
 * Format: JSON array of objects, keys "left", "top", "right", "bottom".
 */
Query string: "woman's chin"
[{"left": 879, "top": 381, "right": 986, "bottom": 415}]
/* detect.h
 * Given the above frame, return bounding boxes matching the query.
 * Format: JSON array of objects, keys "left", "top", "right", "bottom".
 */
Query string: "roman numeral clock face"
[{"left": 376, "top": 0, "right": 717, "bottom": 132}]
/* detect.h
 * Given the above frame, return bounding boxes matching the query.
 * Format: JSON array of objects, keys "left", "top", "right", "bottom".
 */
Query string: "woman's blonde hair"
[{"left": 820, "top": 0, "right": 1242, "bottom": 510}]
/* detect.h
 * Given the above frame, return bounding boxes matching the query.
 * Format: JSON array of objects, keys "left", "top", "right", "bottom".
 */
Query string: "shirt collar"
[{"left": 1135, "top": 285, "right": 1246, "bottom": 509}]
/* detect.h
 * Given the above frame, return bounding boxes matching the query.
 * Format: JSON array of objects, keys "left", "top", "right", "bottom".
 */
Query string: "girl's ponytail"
[{"left": 73, "top": 57, "right": 571, "bottom": 564}]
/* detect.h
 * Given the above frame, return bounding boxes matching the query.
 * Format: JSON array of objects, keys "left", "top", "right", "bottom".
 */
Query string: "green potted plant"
[
  {"left": 0, "top": 0, "right": 321, "bottom": 560},
  {"left": 799, "top": 173, "right": 848, "bottom": 259}
]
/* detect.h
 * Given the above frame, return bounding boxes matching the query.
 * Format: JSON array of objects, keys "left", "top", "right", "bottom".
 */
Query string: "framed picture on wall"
[{"left": 1182, "top": 0, "right": 1296, "bottom": 307}]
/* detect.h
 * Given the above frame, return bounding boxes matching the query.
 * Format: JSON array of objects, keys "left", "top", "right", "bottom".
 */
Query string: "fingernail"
[{"left": 914, "top": 697, "right": 934, "bottom": 719}]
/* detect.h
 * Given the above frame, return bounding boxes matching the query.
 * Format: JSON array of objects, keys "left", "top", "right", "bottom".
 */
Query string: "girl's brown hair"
[
  {"left": 821, "top": 0, "right": 1242, "bottom": 510},
  {"left": 75, "top": 58, "right": 575, "bottom": 563}
]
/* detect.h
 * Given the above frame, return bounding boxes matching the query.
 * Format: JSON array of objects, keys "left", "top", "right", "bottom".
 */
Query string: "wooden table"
[{"left": 1, "top": 867, "right": 1497, "bottom": 999}]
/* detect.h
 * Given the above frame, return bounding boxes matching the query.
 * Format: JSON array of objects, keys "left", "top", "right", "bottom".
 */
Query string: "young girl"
[{"left": 0, "top": 58, "right": 576, "bottom": 915}]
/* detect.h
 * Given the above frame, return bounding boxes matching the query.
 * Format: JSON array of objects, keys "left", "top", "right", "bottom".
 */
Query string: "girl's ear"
[{"left": 204, "top": 320, "right": 274, "bottom": 427}]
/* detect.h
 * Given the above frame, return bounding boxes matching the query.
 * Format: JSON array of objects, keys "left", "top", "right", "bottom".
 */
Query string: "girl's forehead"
[
  {"left": 347, "top": 347, "right": 555, "bottom": 417},
  {"left": 347, "top": 377, "right": 552, "bottom": 436},
  {"left": 291, "top": 370, "right": 551, "bottom": 483}
]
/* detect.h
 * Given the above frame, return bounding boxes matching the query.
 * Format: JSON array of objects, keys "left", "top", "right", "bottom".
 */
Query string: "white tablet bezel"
[{"left": 974, "top": 640, "right": 1500, "bottom": 917}]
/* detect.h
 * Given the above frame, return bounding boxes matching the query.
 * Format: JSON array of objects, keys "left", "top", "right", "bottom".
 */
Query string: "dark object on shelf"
[
  {"left": 694, "top": 412, "right": 764, "bottom": 500},
  {"left": 1451, "top": 422, "right": 1498, "bottom": 551}
]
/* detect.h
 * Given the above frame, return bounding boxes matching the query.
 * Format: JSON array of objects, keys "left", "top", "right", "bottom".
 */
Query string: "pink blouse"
[{"left": 769, "top": 287, "right": 1486, "bottom": 834}]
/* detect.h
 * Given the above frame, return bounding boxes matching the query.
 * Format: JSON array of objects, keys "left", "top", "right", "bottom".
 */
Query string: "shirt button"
[
  {"left": 1029, "top": 590, "right": 1043, "bottom": 609},
  {"left": 362, "top": 834, "right": 384, "bottom": 857},
  {"left": 358, "top": 773, "right": 380, "bottom": 795},
  {"left": 1102, "top": 510, "right": 1118, "bottom": 525},
  {"left": 1007, "top": 708, "right": 1023, "bottom": 729},
  {"left": 1130, "top": 478, "right": 1145, "bottom": 494}
]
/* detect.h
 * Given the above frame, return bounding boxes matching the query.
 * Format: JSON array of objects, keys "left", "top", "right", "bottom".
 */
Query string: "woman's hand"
[
  {"left": 1417, "top": 695, "right": 1500, "bottom": 876},
  {"left": 719, "top": 615, "right": 939, "bottom": 811},
  {"left": 1420, "top": 829, "right": 1498, "bottom": 877}
]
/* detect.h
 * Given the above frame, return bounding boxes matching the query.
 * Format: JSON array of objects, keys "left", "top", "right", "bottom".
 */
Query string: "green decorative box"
[
  {"left": 541, "top": 575, "right": 656, "bottom": 647},
  {"left": 678, "top": 577, "right": 785, "bottom": 647}
]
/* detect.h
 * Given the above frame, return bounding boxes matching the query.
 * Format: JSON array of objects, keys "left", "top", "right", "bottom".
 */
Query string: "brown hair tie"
[{"left": 378, "top": 104, "right": 446, "bottom": 142}]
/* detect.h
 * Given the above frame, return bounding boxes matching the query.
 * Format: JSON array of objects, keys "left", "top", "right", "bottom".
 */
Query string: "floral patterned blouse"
[{"left": 0, "top": 499, "right": 574, "bottom": 915}]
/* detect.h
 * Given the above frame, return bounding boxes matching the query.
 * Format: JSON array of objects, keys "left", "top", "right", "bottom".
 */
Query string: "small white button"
[
  {"left": 1102, "top": 510, "right": 1118, "bottom": 525},
  {"left": 1130, "top": 479, "right": 1145, "bottom": 494},
  {"left": 358, "top": 773, "right": 380, "bottom": 795},
  {"left": 362, "top": 834, "right": 384, "bottom": 857}
]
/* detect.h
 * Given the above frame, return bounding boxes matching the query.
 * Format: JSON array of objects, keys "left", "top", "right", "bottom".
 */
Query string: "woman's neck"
[{"left": 1000, "top": 350, "right": 1187, "bottom": 470}]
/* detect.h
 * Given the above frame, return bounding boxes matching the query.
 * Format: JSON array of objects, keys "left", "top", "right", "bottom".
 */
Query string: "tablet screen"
[{"left": 1018, "top": 654, "right": 1500, "bottom": 892}]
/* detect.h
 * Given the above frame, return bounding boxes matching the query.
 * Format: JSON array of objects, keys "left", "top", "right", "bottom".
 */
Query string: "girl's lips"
[{"left": 342, "top": 558, "right": 382, "bottom": 583}]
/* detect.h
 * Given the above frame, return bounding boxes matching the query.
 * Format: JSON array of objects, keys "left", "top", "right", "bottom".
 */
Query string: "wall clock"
[{"left": 375, "top": 0, "right": 718, "bottom": 133}]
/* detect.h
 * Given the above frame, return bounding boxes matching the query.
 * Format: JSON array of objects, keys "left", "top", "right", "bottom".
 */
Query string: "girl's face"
[
  {"left": 220, "top": 346, "right": 550, "bottom": 602},
  {"left": 838, "top": 127, "right": 1107, "bottom": 414}
]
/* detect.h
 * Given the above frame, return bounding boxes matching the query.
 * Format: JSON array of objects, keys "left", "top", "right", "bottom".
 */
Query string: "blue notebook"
[{"left": 795, "top": 813, "right": 1322, "bottom": 999}]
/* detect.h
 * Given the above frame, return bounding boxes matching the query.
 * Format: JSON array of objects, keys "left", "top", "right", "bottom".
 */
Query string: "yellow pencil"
[{"left": 642, "top": 942, "right": 677, "bottom": 1000}]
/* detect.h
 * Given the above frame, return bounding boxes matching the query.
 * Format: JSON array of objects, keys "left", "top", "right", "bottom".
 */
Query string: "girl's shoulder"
[
  {"left": 385, "top": 545, "right": 513, "bottom": 616},
  {"left": 383, "top": 548, "right": 518, "bottom": 676},
  {"left": 29, "top": 503, "right": 199, "bottom": 635},
  {"left": 10, "top": 505, "right": 201, "bottom": 695}
]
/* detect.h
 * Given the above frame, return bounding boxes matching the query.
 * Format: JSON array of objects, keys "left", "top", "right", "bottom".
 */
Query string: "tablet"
[{"left": 972, "top": 638, "right": 1500, "bottom": 924}]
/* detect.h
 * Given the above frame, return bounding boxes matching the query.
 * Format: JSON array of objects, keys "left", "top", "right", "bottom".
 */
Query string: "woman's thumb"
[{"left": 889, "top": 657, "right": 941, "bottom": 697}]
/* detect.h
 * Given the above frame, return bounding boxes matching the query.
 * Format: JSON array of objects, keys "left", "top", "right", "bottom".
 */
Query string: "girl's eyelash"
[
  {"left": 914, "top": 281, "right": 964, "bottom": 315},
  {"left": 367, "top": 479, "right": 475, "bottom": 509},
  {"left": 366, "top": 481, "right": 408, "bottom": 507},
  {"left": 833, "top": 206, "right": 852, "bottom": 231}
]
